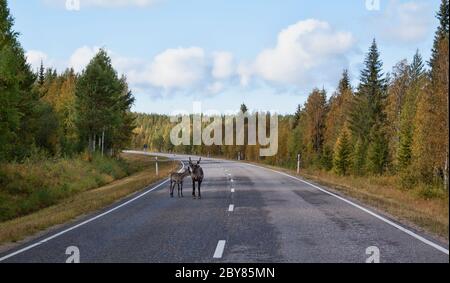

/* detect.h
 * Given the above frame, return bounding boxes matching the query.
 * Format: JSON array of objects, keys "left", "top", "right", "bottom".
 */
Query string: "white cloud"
[
  {"left": 134, "top": 47, "right": 206, "bottom": 90},
  {"left": 237, "top": 62, "right": 252, "bottom": 87},
  {"left": 212, "top": 52, "right": 234, "bottom": 79},
  {"left": 69, "top": 46, "right": 100, "bottom": 73},
  {"left": 207, "top": 81, "right": 225, "bottom": 94},
  {"left": 30, "top": 19, "right": 355, "bottom": 98},
  {"left": 241, "top": 19, "right": 355, "bottom": 87},
  {"left": 374, "top": 0, "right": 432, "bottom": 44},
  {"left": 26, "top": 50, "right": 48, "bottom": 71}
]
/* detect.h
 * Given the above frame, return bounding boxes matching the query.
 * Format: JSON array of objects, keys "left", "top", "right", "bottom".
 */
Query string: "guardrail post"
[
  {"left": 297, "top": 154, "right": 301, "bottom": 174},
  {"left": 155, "top": 157, "right": 159, "bottom": 176}
]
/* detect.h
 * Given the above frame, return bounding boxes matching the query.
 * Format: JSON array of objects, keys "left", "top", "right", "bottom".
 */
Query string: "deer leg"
[
  {"left": 198, "top": 180, "right": 202, "bottom": 199},
  {"left": 181, "top": 181, "right": 184, "bottom": 197},
  {"left": 170, "top": 181, "right": 174, "bottom": 198},
  {"left": 192, "top": 181, "right": 196, "bottom": 199},
  {"left": 177, "top": 183, "right": 181, "bottom": 197}
]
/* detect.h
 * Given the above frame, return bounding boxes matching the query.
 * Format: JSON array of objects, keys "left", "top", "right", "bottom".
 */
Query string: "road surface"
[{"left": 0, "top": 152, "right": 448, "bottom": 263}]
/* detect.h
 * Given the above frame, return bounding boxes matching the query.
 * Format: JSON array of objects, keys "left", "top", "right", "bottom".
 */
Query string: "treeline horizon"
[{"left": 132, "top": 0, "right": 449, "bottom": 191}]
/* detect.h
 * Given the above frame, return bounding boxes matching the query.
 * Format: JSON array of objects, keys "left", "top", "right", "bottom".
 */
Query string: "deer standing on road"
[
  {"left": 189, "top": 157, "right": 204, "bottom": 199},
  {"left": 170, "top": 167, "right": 191, "bottom": 198}
]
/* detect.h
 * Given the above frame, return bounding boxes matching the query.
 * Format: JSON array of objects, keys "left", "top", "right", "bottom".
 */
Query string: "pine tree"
[
  {"left": 385, "top": 59, "right": 410, "bottom": 169},
  {"left": 0, "top": 0, "right": 38, "bottom": 160},
  {"left": 349, "top": 40, "right": 386, "bottom": 142},
  {"left": 0, "top": 0, "right": 19, "bottom": 160},
  {"left": 75, "top": 49, "right": 135, "bottom": 156},
  {"left": 397, "top": 50, "right": 425, "bottom": 171},
  {"left": 349, "top": 39, "right": 388, "bottom": 175},
  {"left": 367, "top": 124, "right": 389, "bottom": 175},
  {"left": 292, "top": 104, "right": 302, "bottom": 129},
  {"left": 429, "top": 0, "right": 449, "bottom": 72},
  {"left": 351, "top": 138, "right": 368, "bottom": 176},
  {"left": 358, "top": 39, "right": 386, "bottom": 124},
  {"left": 325, "top": 69, "right": 353, "bottom": 150},
  {"left": 410, "top": 50, "right": 425, "bottom": 82},
  {"left": 412, "top": 0, "right": 449, "bottom": 187},
  {"left": 38, "top": 60, "right": 45, "bottom": 86},
  {"left": 304, "top": 88, "right": 327, "bottom": 154},
  {"left": 333, "top": 127, "right": 352, "bottom": 176},
  {"left": 240, "top": 103, "right": 248, "bottom": 114}
]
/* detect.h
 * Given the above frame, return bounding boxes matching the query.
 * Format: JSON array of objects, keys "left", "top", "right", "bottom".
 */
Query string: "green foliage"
[
  {"left": 320, "top": 146, "right": 333, "bottom": 171},
  {"left": 292, "top": 104, "right": 303, "bottom": 129},
  {"left": 430, "top": 0, "right": 449, "bottom": 71},
  {"left": 0, "top": 0, "right": 37, "bottom": 161},
  {"left": 352, "top": 138, "right": 368, "bottom": 176},
  {"left": 240, "top": 103, "right": 248, "bottom": 114},
  {"left": 75, "top": 49, "right": 135, "bottom": 156},
  {"left": 153, "top": 135, "right": 165, "bottom": 152},
  {"left": 367, "top": 127, "right": 389, "bottom": 175},
  {"left": 333, "top": 129, "right": 352, "bottom": 176},
  {"left": 0, "top": 153, "right": 132, "bottom": 222}
]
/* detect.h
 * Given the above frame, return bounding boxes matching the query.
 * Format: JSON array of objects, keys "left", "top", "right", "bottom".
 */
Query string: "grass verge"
[{"left": 0, "top": 153, "right": 177, "bottom": 247}]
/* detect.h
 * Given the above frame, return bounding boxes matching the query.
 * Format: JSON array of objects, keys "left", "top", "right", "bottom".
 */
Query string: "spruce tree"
[
  {"left": 333, "top": 127, "right": 352, "bottom": 176},
  {"left": 349, "top": 39, "right": 388, "bottom": 175},
  {"left": 352, "top": 138, "right": 368, "bottom": 176},
  {"left": 0, "top": 0, "right": 37, "bottom": 160},
  {"left": 367, "top": 125, "right": 389, "bottom": 174},
  {"left": 292, "top": 104, "right": 302, "bottom": 129},
  {"left": 397, "top": 50, "right": 425, "bottom": 171},
  {"left": 38, "top": 60, "right": 45, "bottom": 86},
  {"left": 412, "top": 0, "right": 449, "bottom": 187},
  {"left": 325, "top": 69, "right": 353, "bottom": 150},
  {"left": 240, "top": 103, "right": 248, "bottom": 114},
  {"left": 410, "top": 50, "right": 425, "bottom": 82},
  {"left": 429, "top": 0, "right": 449, "bottom": 72}
]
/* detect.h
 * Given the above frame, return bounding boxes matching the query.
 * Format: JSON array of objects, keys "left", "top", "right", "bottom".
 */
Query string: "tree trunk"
[
  {"left": 102, "top": 130, "right": 105, "bottom": 157},
  {"left": 88, "top": 135, "right": 92, "bottom": 153}
]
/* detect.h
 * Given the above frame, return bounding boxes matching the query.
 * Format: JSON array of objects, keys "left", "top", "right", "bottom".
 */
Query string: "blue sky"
[{"left": 9, "top": 0, "right": 441, "bottom": 114}]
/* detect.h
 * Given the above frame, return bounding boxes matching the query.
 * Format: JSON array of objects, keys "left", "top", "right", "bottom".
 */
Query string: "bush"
[
  {"left": 417, "top": 184, "right": 446, "bottom": 200},
  {"left": 399, "top": 167, "right": 419, "bottom": 189},
  {"left": 0, "top": 153, "right": 138, "bottom": 222}
]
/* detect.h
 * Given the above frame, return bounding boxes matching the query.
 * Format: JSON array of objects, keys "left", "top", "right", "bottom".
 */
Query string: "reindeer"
[
  {"left": 169, "top": 167, "right": 191, "bottom": 198},
  {"left": 189, "top": 157, "right": 204, "bottom": 199}
]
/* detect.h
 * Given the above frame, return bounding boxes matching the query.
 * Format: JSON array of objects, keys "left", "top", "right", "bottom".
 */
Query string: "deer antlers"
[{"left": 189, "top": 157, "right": 202, "bottom": 165}]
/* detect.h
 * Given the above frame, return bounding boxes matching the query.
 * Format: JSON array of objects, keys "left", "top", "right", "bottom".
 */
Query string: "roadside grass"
[
  {"left": 253, "top": 162, "right": 449, "bottom": 241},
  {"left": 0, "top": 153, "right": 177, "bottom": 246}
]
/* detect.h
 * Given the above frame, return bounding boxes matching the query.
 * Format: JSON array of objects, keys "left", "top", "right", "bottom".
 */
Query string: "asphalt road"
[{"left": 0, "top": 152, "right": 448, "bottom": 263}]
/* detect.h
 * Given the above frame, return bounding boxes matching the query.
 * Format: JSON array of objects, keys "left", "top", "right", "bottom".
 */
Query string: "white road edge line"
[
  {"left": 213, "top": 240, "right": 226, "bottom": 258},
  {"left": 245, "top": 163, "right": 449, "bottom": 255},
  {"left": 0, "top": 161, "right": 185, "bottom": 262},
  {"left": 228, "top": 204, "right": 234, "bottom": 212}
]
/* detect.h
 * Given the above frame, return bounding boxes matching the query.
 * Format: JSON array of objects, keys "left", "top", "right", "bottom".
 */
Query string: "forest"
[
  {"left": 0, "top": 0, "right": 136, "bottom": 221},
  {"left": 131, "top": 0, "right": 449, "bottom": 195}
]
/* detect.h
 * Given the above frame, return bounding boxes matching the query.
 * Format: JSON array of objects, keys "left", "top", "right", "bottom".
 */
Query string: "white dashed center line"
[
  {"left": 228, "top": 204, "right": 234, "bottom": 212},
  {"left": 213, "top": 240, "right": 226, "bottom": 258}
]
